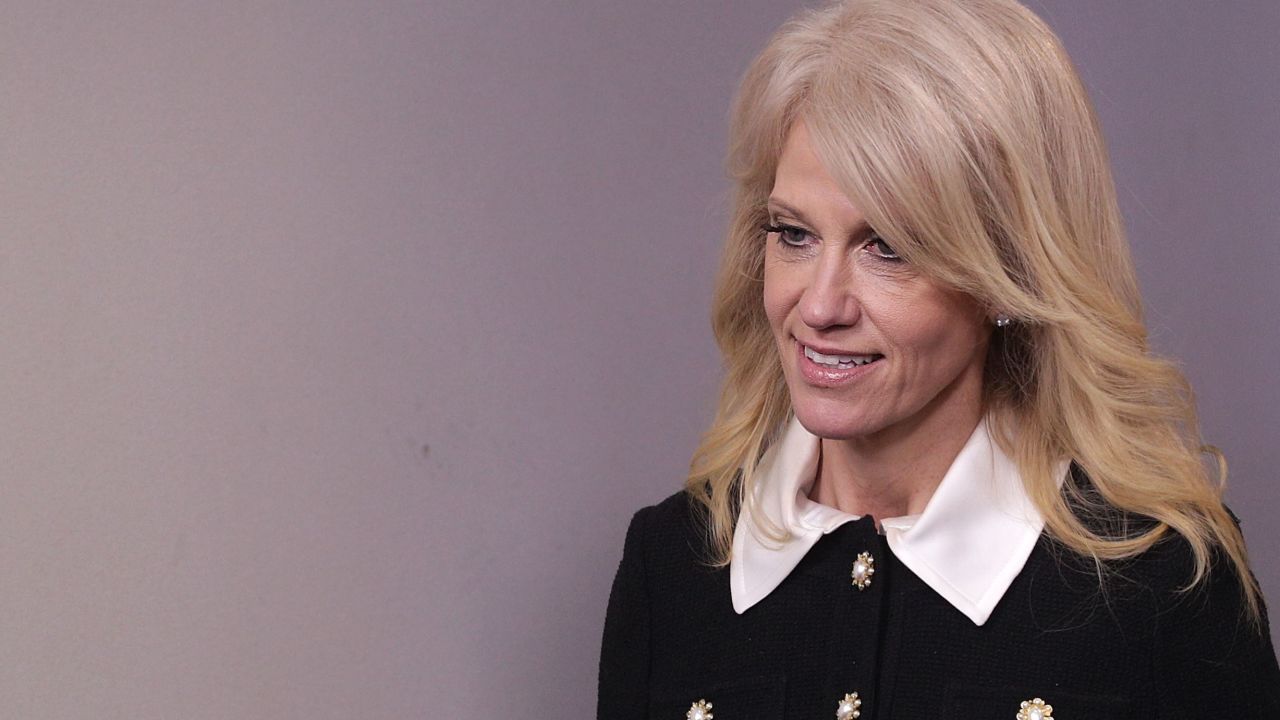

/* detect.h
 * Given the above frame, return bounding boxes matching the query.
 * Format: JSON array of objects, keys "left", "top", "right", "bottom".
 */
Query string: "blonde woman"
[{"left": 598, "top": 0, "right": 1279, "bottom": 717}]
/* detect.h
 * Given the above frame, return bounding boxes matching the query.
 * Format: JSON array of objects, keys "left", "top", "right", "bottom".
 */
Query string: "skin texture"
[{"left": 762, "top": 119, "right": 994, "bottom": 521}]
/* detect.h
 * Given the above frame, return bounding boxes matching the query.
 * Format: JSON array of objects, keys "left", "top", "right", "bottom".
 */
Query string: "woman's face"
[{"left": 763, "top": 120, "right": 992, "bottom": 442}]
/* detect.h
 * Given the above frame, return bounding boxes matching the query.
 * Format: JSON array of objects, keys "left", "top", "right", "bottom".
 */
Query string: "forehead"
[{"left": 771, "top": 119, "right": 868, "bottom": 226}]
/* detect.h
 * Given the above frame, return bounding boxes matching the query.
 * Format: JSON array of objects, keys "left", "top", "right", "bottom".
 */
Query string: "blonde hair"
[{"left": 687, "top": 0, "right": 1261, "bottom": 623}]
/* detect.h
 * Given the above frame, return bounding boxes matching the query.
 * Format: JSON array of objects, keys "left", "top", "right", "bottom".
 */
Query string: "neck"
[{"left": 809, "top": 388, "right": 985, "bottom": 523}]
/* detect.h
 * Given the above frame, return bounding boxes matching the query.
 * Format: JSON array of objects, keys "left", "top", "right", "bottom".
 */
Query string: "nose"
[{"left": 797, "top": 248, "right": 861, "bottom": 330}]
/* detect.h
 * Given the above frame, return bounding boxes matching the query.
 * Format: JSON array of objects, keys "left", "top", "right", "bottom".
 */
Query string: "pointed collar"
[{"left": 729, "top": 414, "right": 1068, "bottom": 625}]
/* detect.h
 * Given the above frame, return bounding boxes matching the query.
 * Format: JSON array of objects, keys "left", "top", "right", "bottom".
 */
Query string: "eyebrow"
[{"left": 766, "top": 197, "right": 872, "bottom": 235}]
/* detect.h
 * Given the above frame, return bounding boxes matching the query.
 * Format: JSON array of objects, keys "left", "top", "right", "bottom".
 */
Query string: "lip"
[
  {"left": 794, "top": 338, "right": 883, "bottom": 388},
  {"left": 797, "top": 339, "right": 880, "bottom": 357}
]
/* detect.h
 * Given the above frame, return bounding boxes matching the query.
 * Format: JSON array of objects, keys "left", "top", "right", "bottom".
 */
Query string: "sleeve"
[
  {"left": 597, "top": 505, "right": 655, "bottom": 720},
  {"left": 1152, "top": 520, "right": 1280, "bottom": 716}
]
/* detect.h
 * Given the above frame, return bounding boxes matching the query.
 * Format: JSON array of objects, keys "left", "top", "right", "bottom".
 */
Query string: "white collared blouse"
[{"left": 732, "top": 414, "right": 1069, "bottom": 625}]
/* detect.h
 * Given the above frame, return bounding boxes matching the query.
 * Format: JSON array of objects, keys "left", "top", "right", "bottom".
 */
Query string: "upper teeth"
[{"left": 805, "top": 346, "right": 879, "bottom": 366}]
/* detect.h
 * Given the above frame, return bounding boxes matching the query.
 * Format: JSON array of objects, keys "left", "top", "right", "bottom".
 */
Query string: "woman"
[{"left": 598, "top": 0, "right": 1280, "bottom": 717}]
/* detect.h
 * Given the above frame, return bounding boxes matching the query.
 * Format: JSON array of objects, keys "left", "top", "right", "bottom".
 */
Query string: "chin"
[{"left": 790, "top": 396, "right": 883, "bottom": 441}]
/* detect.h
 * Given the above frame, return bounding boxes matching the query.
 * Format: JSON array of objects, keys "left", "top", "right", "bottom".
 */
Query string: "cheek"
[
  {"left": 761, "top": 260, "right": 795, "bottom": 332},
  {"left": 877, "top": 292, "right": 985, "bottom": 361}
]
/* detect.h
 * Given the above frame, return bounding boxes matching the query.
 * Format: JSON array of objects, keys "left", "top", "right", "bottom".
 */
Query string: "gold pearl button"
[
  {"left": 686, "top": 699, "right": 713, "bottom": 720},
  {"left": 836, "top": 691, "right": 862, "bottom": 719},
  {"left": 1017, "top": 697, "right": 1053, "bottom": 720},
  {"left": 851, "top": 551, "right": 875, "bottom": 590}
]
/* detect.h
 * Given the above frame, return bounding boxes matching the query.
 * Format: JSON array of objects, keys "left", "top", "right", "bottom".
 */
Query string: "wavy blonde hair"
[{"left": 686, "top": 0, "right": 1261, "bottom": 623}]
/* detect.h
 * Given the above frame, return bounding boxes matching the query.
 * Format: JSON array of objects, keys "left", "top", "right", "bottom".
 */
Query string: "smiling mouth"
[{"left": 802, "top": 344, "right": 884, "bottom": 368}]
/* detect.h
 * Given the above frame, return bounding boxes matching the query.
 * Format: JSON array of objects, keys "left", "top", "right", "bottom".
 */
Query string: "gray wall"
[{"left": 0, "top": 1, "right": 1274, "bottom": 717}]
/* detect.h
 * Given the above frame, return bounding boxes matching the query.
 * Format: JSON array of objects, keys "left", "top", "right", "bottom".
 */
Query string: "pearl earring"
[{"left": 994, "top": 313, "right": 1011, "bottom": 327}]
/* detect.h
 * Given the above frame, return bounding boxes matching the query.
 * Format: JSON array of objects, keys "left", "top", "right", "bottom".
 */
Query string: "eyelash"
[{"left": 760, "top": 222, "right": 901, "bottom": 262}]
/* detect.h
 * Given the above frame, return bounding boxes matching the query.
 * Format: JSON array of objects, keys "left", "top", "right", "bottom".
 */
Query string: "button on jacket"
[{"left": 597, "top": 417, "right": 1280, "bottom": 719}]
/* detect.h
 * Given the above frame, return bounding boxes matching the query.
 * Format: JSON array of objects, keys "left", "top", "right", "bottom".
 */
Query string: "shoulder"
[
  {"left": 1061, "top": 462, "right": 1162, "bottom": 539},
  {"left": 1052, "top": 473, "right": 1280, "bottom": 703},
  {"left": 602, "top": 490, "right": 705, "bottom": 630},
  {"left": 1135, "top": 516, "right": 1280, "bottom": 707},
  {"left": 621, "top": 489, "right": 716, "bottom": 567},
  {"left": 652, "top": 487, "right": 706, "bottom": 522},
  {"left": 1057, "top": 465, "right": 1262, "bottom": 622},
  {"left": 602, "top": 491, "right": 707, "bottom": 714},
  {"left": 1122, "top": 524, "right": 1235, "bottom": 609},
  {"left": 1125, "top": 510, "right": 1266, "bottom": 629},
  {"left": 1102, "top": 501, "right": 1279, "bottom": 672},
  {"left": 1059, "top": 462, "right": 1231, "bottom": 586},
  {"left": 609, "top": 489, "right": 737, "bottom": 623}
]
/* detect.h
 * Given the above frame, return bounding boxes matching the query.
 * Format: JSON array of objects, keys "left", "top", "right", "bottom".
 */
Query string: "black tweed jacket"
[{"left": 597, "top": 488, "right": 1280, "bottom": 719}]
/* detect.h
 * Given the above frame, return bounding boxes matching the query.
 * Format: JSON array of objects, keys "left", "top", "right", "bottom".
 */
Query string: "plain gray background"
[{"left": 0, "top": 1, "right": 1275, "bottom": 717}]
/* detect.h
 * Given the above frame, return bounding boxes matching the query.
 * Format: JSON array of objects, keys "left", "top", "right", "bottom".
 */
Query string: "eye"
[
  {"left": 865, "top": 233, "right": 900, "bottom": 261},
  {"left": 761, "top": 222, "right": 811, "bottom": 248}
]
